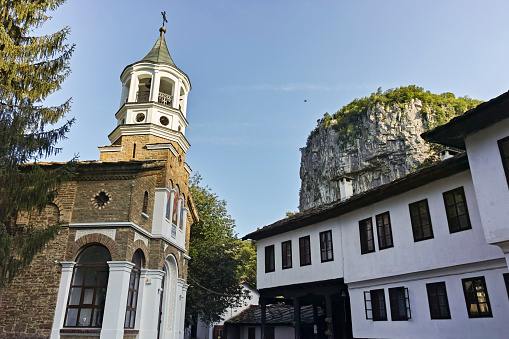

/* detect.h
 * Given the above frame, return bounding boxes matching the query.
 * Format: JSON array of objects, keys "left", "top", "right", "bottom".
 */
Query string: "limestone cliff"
[{"left": 299, "top": 87, "right": 482, "bottom": 211}]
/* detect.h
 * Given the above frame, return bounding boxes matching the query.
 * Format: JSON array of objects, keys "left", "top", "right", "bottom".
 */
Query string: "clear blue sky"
[{"left": 42, "top": 0, "right": 509, "bottom": 237}]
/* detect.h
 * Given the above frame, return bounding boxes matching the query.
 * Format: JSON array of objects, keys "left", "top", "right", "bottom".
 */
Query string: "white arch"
[{"left": 161, "top": 254, "right": 179, "bottom": 339}]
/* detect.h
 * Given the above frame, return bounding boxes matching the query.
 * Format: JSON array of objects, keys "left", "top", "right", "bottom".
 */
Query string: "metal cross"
[{"left": 161, "top": 11, "right": 168, "bottom": 27}]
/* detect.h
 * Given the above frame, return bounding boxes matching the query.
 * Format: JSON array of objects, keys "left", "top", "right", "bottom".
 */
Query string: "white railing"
[{"left": 158, "top": 92, "right": 172, "bottom": 106}]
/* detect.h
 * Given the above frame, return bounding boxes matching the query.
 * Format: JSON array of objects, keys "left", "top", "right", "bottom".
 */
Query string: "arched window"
[
  {"left": 142, "top": 191, "right": 149, "bottom": 215},
  {"left": 172, "top": 185, "right": 179, "bottom": 225},
  {"left": 64, "top": 245, "right": 111, "bottom": 328},
  {"left": 165, "top": 180, "right": 173, "bottom": 219},
  {"left": 125, "top": 250, "right": 144, "bottom": 329},
  {"left": 179, "top": 194, "right": 185, "bottom": 230}
]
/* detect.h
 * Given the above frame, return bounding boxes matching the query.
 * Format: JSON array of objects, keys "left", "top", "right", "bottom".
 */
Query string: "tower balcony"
[{"left": 136, "top": 91, "right": 176, "bottom": 108}]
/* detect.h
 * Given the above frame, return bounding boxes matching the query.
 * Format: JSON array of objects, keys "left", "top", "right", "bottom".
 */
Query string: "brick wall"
[{"left": 0, "top": 204, "right": 70, "bottom": 338}]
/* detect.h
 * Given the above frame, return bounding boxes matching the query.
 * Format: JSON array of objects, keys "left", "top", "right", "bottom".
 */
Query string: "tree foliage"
[
  {"left": 0, "top": 0, "right": 75, "bottom": 286},
  {"left": 235, "top": 239, "right": 256, "bottom": 287},
  {"left": 186, "top": 173, "right": 247, "bottom": 326},
  {"left": 307, "top": 85, "right": 483, "bottom": 146}
]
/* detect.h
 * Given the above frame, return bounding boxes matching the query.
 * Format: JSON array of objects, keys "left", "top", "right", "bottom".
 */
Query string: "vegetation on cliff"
[{"left": 307, "top": 85, "right": 482, "bottom": 146}]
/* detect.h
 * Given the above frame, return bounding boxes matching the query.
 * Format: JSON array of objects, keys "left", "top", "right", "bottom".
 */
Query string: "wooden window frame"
[
  {"left": 364, "top": 289, "right": 387, "bottom": 321},
  {"left": 462, "top": 276, "right": 493, "bottom": 318},
  {"left": 389, "top": 287, "right": 411, "bottom": 321},
  {"left": 359, "top": 218, "right": 375, "bottom": 254},
  {"left": 443, "top": 187, "right": 472, "bottom": 233},
  {"left": 281, "top": 240, "right": 292, "bottom": 269},
  {"left": 497, "top": 136, "right": 509, "bottom": 188},
  {"left": 409, "top": 199, "right": 434, "bottom": 242},
  {"left": 64, "top": 263, "right": 109, "bottom": 328},
  {"left": 319, "top": 230, "right": 334, "bottom": 262},
  {"left": 376, "top": 212, "right": 393, "bottom": 250},
  {"left": 124, "top": 251, "right": 143, "bottom": 329},
  {"left": 426, "top": 282, "right": 451, "bottom": 320},
  {"left": 299, "top": 236, "right": 311, "bottom": 266},
  {"left": 265, "top": 245, "right": 275, "bottom": 273}
]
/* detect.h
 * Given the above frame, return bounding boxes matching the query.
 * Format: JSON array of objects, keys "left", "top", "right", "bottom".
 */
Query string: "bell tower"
[{"left": 99, "top": 24, "right": 191, "bottom": 162}]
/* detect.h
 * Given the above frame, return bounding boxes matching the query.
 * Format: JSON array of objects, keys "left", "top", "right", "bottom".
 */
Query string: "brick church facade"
[{"left": 0, "top": 25, "right": 197, "bottom": 339}]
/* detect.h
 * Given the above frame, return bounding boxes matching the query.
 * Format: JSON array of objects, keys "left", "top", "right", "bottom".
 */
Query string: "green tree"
[
  {"left": 0, "top": 0, "right": 75, "bottom": 286},
  {"left": 236, "top": 239, "right": 257, "bottom": 287},
  {"left": 186, "top": 173, "right": 246, "bottom": 332}
]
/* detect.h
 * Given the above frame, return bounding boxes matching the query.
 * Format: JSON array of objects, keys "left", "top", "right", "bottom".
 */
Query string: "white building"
[{"left": 244, "top": 91, "right": 509, "bottom": 339}]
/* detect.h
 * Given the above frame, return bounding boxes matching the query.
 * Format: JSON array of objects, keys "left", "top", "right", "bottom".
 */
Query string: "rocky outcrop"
[{"left": 299, "top": 99, "right": 433, "bottom": 211}]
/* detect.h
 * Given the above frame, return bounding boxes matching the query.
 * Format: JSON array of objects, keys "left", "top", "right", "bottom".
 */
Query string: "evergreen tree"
[
  {"left": 186, "top": 173, "right": 247, "bottom": 332},
  {"left": 0, "top": 0, "right": 75, "bottom": 286}
]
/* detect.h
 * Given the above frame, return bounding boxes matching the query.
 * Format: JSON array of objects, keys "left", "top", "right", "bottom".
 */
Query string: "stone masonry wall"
[
  {"left": 0, "top": 186, "right": 75, "bottom": 338},
  {"left": 99, "top": 134, "right": 193, "bottom": 252}
]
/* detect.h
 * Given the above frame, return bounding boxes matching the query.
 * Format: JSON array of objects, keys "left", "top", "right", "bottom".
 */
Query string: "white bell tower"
[{"left": 105, "top": 25, "right": 192, "bottom": 154}]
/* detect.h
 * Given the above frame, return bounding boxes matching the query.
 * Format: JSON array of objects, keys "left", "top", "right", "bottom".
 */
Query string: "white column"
[
  {"left": 176, "top": 279, "right": 189, "bottom": 339},
  {"left": 127, "top": 72, "right": 137, "bottom": 102},
  {"left": 173, "top": 79, "right": 181, "bottom": 110},
  {"left": 151, "top": 71, "right": 161, "bottom": 103},
  {"left": 138, "top": 269, "right": 165, "bottom": 339},
  {"left": 100, "top": 261, "right": 135, "bottom": 339},
  {"left": 50, "top": 261, "right": 76, "bottom": 339}
]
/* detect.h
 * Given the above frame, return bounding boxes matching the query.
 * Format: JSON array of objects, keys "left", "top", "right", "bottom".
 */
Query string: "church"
[{"left": 0, "top": 24, "right": 197, "bottom": 339}]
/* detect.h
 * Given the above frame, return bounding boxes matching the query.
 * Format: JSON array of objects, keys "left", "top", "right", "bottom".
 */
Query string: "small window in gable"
[{"left": 142, "top": 191, "right": 149, "bottom": 215}]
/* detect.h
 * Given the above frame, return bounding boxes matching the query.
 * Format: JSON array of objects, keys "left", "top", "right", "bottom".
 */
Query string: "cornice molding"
[
  {"left": 108, "top": 124, "right": 190, "bottom": 153},
  {"left": 114, "top": 102, "right": 189, "bottom": 128},
  {"left": 146, "top": 143, "right": 179, "bottom": 157}
]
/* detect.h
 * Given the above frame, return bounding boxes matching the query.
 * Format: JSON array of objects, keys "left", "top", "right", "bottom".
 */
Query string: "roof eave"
[
  {"left": 243, "top": 154, "right": 469, "bottom": 241},
  {"left": 421, "top": 90, "right": 509, "bottom": 148}
]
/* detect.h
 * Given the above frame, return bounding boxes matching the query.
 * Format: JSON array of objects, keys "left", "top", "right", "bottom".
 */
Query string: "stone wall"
[
  {"left": 0, "top": 205, "right": 70, "bottom": 338},
  {"left": 300, "top": 99, "right": 433, "bottom": 210}
]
